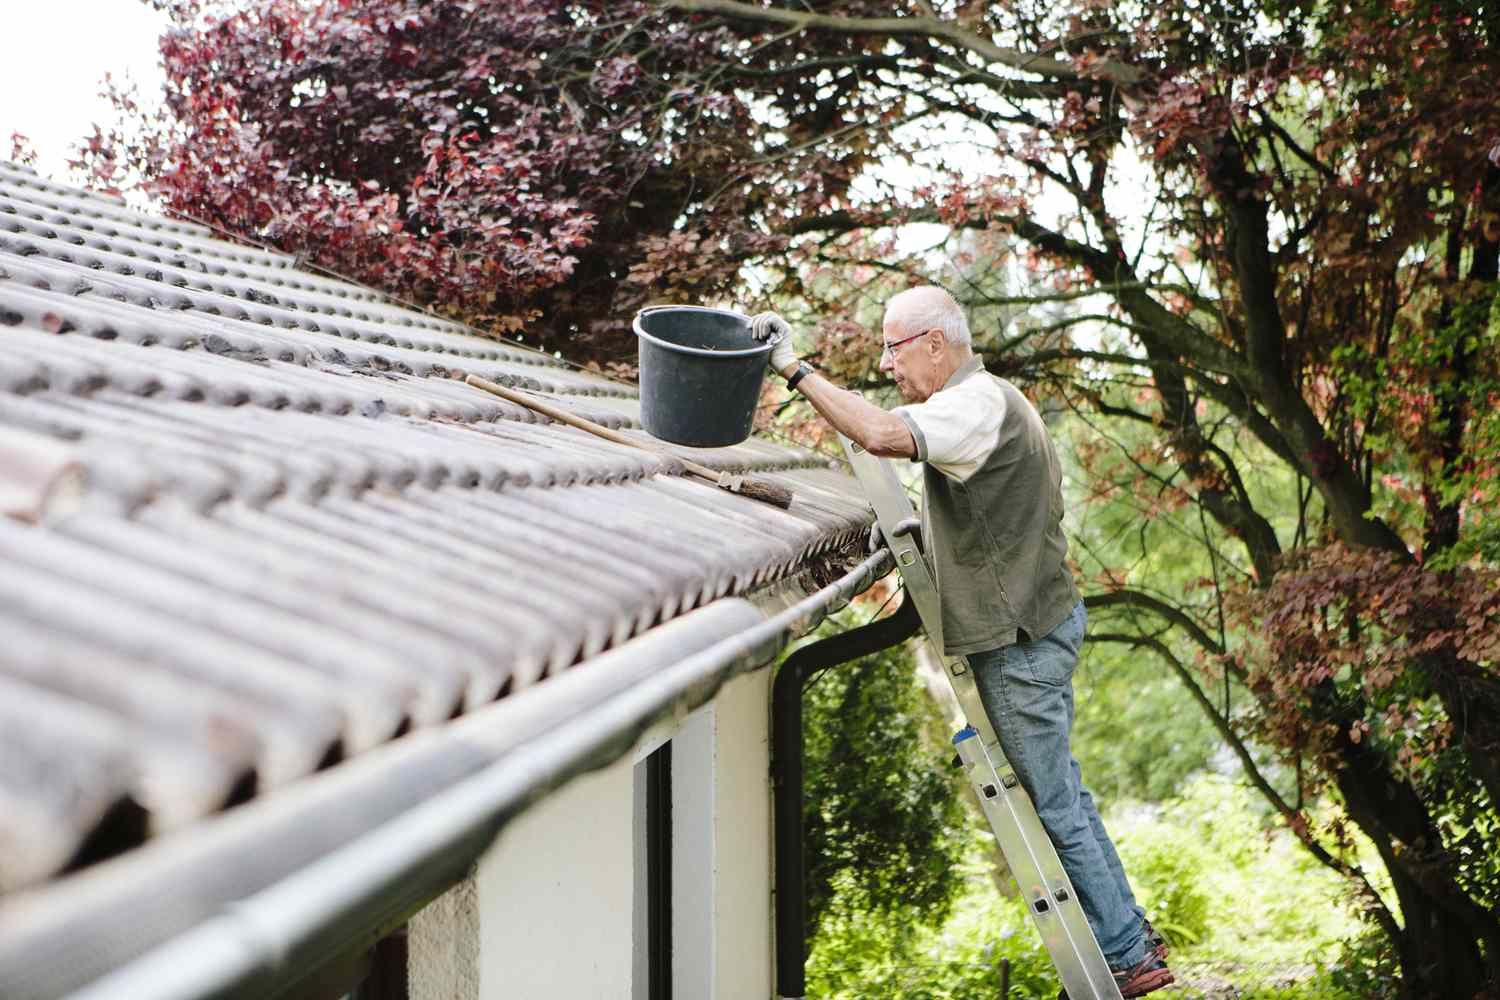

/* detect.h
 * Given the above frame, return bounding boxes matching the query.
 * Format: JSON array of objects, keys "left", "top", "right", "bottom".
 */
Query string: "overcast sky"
[{"left": 1, "top": 1, "right": 169, "bottom": 179}]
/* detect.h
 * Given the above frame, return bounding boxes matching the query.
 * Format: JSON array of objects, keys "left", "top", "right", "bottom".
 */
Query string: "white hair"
[{"left": 886, "top": 286, "right": 971, "bottom": 347}]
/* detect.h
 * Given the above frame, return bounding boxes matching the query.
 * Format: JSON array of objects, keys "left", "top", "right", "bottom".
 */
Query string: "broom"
[{"left": 465, "top": 375, "right": 795, "bottom": 510}]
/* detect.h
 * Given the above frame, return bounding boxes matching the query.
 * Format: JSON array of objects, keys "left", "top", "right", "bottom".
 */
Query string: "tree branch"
[
  {"left": 1255, "top": 109, "right": 1338, "bottom": 182},
  {"left": 1205, "top": 135, "right": 1409, "bottom": 555},
  {"left": 659, "top": 0, "right": 1143, "bottom": 85},
  {"left": 1085, "top": 590, "right": 1225, "bottom": 659}
]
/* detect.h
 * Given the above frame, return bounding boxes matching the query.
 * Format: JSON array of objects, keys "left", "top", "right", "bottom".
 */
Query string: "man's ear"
[{"left": 924, "top": 327, "right": 944, "bottom": 356}]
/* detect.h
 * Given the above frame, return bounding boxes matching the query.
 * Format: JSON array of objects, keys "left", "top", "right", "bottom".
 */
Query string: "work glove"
[
  {"left": 867, "top": 517, "right": 924, "bottom": 554},
  {"left": 749, "top": 311, "right": 798, "bottom": 374}
]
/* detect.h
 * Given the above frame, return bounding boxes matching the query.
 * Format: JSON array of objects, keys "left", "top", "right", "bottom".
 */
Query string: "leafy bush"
[
  {"left": 1115, "top": 822, "right": 1214, "bottom": 949},
  {"left": 800, "top": 635, "right": 1389, "bottom": 999},
  {"left": 808, "top": 864, "right": 1059, "bottom": 1000},
  {"left": 1324, "top": 928, "right": 1401, "bottom": 1000},
  {"left": 1112, "top": 775, "right": 1374, "bottom": 969},
  {"left": 800, "top": 628, "right": 970, "bottom": 940}
]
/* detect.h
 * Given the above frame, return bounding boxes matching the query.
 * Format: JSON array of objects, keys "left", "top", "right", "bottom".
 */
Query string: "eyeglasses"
[{"left": 881, "top": 329, "right": 930, "bottom": 360}]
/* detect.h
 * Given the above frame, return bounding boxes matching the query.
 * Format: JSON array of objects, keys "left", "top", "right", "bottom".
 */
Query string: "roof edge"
[{"left": 0, "top": 548, "right": 892, "bottom": 1000}]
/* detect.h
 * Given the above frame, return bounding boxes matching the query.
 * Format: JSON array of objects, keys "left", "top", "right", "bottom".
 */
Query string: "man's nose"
[{"left": 878, "top": 351, "right": 893, "bottom": 373}]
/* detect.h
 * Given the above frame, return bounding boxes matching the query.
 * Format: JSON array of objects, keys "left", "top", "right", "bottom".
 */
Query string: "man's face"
[{"left": 878, "top": 313, "right": 943, "bottom": 402}]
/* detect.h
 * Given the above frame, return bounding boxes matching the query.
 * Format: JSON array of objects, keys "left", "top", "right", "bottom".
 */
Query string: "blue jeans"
[{"left": 966, "top": 601, "right": 1147, "bottom": 970}]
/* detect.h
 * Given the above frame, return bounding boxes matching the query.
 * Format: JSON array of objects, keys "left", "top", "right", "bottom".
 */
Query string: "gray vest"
[{"left": 918, "top": 361, "right": 1080, "bottom": 655}]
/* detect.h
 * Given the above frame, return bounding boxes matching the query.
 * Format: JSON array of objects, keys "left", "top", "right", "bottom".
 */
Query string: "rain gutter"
[
  {"left": 0, "top": 548, "right": 891, "bottom": 1000},
  {"left": 772, "top": 592, "right": 922, "bottom": 1000}
]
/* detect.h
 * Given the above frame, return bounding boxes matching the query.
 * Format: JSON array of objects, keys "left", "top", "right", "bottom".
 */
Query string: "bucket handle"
[
  {"left": 635, "top": 303, "right": 748, "bottom": 317},
  {"left": 634, "top": 303, "right": 754, "bottom": 329}
]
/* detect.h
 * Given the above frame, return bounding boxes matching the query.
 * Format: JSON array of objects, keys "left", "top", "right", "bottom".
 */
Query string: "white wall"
[
  {"left": 407, "top": 875, "right": 481, "bottom": 1000},
  {"left": 407, "top": 668, "right": 775, "bottom": 1000},
  {"left": 478, "top": 757, "right": 639, "bottom": 998},
  {"left": 672, "top": 706, "right": 716, "bottom": 998},
  {"left": 709, "top": 669, "right": 774, "bottom": 1000}
]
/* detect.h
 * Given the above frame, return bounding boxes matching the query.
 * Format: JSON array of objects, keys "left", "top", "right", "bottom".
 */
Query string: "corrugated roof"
[{"left": 0, "top": 161, "right": 871, "bottom": 896}]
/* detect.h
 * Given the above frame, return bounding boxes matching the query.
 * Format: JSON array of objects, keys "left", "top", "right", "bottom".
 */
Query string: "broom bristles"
[{"left": 732, "top": 477, "right": 795, "bottom": 509}]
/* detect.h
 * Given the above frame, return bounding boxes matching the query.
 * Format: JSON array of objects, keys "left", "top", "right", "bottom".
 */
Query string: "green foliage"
[
  {"left": 1119, "top": 829, "right": 1214, "bottom": 949},
  {"left": 807, "top": 849, "right": 1060, "bottom": 1000},
  {"left": 810, "top": 771, "right": 1377, "bottom": 998},
  {"left": 799, "top": 624, "right": 970, "bottom": 940},
  {"left": 1324, "top": 928, "right": 1401, "bottom": 1000},
  {"left": 1070, "top": 638, "right": 1221, "bottom": 803},
  {"left": 1112, "top": 776, "right": 1372, "bottom": 969},
  {"left": 1228, "top": 976, "right": 1365, "bottom": 1000}
]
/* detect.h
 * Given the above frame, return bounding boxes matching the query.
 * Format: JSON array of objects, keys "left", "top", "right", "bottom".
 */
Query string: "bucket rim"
[{"left": 633, "top": 305, "right": 773, "bottom": 360}]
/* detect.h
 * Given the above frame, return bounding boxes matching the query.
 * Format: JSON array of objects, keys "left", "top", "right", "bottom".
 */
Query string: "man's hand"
[
  {"left": 749, "top": 311, "right": 798, "bottom": 374},
  {"left": 748, "top": 309, "right": 916, "bottom": 459}
]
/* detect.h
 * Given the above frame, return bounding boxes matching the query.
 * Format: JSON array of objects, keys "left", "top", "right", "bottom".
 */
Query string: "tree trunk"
[
  {"left": 1368, "top": 835, "right": 1489, "bottom": 1000},
  {"left": 1328, "top": 720, "right": 1500, "bottom": 997},
  {"left": 1428, "top": 653, "right": 1500, "bottom": 815}
]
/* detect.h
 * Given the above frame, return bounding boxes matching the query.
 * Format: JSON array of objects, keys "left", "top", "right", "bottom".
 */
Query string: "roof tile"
[{"left": 0, "top": 165, "right": 874, "bottom": 895}]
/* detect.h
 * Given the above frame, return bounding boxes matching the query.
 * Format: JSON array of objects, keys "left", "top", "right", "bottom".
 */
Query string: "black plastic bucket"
[{"left": 633, "top": 305, "right": 771, "bottom": 447}]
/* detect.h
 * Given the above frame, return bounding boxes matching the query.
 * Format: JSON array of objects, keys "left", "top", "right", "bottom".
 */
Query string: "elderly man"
[{"left": 751, "top": 286, "right": 1173, "bottom": 998}]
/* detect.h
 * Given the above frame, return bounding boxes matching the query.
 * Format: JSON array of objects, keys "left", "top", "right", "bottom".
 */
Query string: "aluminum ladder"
[{"left": 840, "top": 437, "right": 1123, "bottom": 1000}]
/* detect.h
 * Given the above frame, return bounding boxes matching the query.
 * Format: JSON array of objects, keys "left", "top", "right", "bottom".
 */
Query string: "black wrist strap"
[{"left": 786, "top": 362, "right": 813, "bottom": 392}]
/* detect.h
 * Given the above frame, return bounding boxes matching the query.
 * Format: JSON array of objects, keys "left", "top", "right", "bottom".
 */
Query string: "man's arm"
[{"left": 776, "top": 362, "right": 916, "bottom": 459}]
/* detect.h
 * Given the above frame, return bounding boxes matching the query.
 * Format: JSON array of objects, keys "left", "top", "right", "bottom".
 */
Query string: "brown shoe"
[{"left": 1114, "top": 954, "right": 1174, "bottom": 997}]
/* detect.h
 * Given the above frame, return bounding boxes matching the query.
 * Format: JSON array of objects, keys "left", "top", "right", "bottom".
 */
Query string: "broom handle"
[{"left": 464, "top": 375, "right": 721, "bottom": 480}]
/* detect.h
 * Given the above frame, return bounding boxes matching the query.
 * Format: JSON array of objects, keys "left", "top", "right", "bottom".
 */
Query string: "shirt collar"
[{"left": 940, "top": 356, "right": 985, "bottom": 391}]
